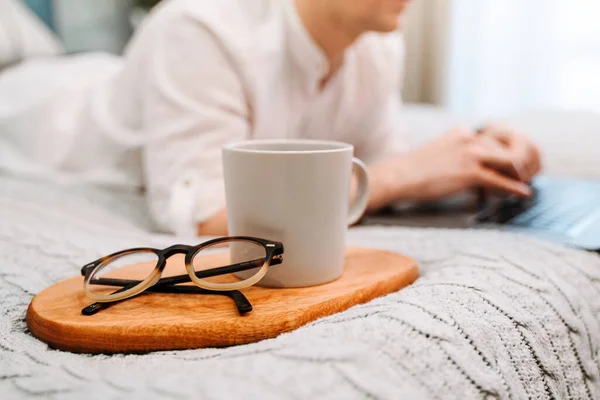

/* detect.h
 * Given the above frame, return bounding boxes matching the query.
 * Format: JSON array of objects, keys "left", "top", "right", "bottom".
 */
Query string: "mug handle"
[{"left": 348, "top": 158, "right": 370, "bottom": 226}]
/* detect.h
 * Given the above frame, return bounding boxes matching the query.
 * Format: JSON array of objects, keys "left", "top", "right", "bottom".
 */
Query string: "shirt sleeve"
[
  {"left": 140, "top": 17, "right": 250, "bottom": 235},
  {"left": 354, "top": 33, "right": 409, "bottom": 164}
]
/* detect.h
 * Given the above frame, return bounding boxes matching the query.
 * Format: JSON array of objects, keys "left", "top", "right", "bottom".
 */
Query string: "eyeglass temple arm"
[
  {"left": 82, "top": 286, "right": 252, "bottom": 316},
  {"left": 81, "top": 283, "right": 137, "bottom": 315},
  {"left": 149, "top": 286, "right": 252, "bottom": 314}
]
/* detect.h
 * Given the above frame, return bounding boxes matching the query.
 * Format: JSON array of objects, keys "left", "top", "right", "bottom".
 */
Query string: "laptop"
[{"left": 360, "top": 175, "right": 600, "bottom": 252}]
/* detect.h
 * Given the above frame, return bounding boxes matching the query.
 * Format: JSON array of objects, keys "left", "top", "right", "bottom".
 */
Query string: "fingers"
[
  {"left": 474, "top": 136, "right": 524, "bottom": 180},
  {"left": 478, "top": 125, "right": 542, "bottom": 181},
  {"left": 524, "top": 145, "right": 542, "bottom": 180},
  {"left": 476, "top": 124, "right": 514, "bottom": 147},
  {"left": 510, "top": 139, "right": 541, "bottom": 181},
  {"left": 474, "top": 168, "right": 533, "bottom": 198}
]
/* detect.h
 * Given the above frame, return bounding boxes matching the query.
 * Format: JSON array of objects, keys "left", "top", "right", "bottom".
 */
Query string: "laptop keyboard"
[{"left": 507, "top": 180, "right": 600, "bottom": 236}]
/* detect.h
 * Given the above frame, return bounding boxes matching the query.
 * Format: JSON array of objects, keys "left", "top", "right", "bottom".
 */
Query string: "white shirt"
[{"left": 0, "top": 0, "right": 407, "bottom": 235}]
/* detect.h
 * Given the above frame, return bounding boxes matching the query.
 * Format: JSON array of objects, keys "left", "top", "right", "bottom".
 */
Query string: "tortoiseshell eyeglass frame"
[{"left": 79, "top": 237, "right": 284, "bottom": 316}]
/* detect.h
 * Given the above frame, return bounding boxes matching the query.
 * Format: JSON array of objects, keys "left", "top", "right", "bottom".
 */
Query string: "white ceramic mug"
[{"left": 222, "top": 139, "right": 370, "bottom": 287}]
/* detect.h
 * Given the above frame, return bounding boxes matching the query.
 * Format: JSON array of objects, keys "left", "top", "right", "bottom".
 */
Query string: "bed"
[{"left": 2, "top": 107, "right": 600, "bottom": 399}]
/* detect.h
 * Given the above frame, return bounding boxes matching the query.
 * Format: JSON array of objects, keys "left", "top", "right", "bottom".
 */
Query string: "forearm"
[
  {"left": 364, "top": 158, "right": 418, "bottom": 213},
  {"left": 364, "top": 162, "right": 399, "bottom": 213}
]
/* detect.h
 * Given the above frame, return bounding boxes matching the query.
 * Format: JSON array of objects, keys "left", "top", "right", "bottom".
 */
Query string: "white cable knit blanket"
[{"left": 1, "top": 175, "right": 600, "bottom": 399}]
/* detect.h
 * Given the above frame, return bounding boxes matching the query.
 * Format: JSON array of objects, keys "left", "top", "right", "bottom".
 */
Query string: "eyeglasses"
[{"left": 80, "top": 236, "right": 284, "bottom": 316}]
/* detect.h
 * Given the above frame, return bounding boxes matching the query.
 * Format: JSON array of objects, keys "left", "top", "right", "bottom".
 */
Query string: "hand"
[
  {"left": 478, "top": 124, "right": 542, "bottom": 182},
  {"left": 367, "top": 128, "right": 533, "bottom": 210}
]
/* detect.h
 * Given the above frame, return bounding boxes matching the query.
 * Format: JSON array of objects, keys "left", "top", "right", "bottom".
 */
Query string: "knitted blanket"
[{"left": 1, "top": 175, "right": 599, "bottom": 399}]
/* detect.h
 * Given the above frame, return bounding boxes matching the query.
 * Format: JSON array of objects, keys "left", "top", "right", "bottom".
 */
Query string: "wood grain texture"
[{"left": 26, "top": 247, "right": 419, "bottom": 354}]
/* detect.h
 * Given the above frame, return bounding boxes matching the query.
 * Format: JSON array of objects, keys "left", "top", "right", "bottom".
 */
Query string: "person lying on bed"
[{"left": 0, "top": 0, "right": 540, "bottom": 236}]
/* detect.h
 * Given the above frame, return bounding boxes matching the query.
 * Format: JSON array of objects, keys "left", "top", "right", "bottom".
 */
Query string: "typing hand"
[
  {"left": 364, "top": 127, "right": 534, "bottom": 213},
  {"left": 378, "top": 128, "right": 533, "bottom": 202},
  {"left": 477, "top": 124, "right": 542, "bottom": 183}
]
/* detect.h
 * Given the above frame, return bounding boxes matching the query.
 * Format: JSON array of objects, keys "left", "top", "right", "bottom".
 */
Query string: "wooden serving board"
[{"left": 26, "top": 247, "right": 418, "bottom": 354}]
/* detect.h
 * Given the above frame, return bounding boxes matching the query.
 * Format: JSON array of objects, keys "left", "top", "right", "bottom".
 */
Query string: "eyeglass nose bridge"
[{"left": 161, "top": 244, "right": 195, "bottom": 259}]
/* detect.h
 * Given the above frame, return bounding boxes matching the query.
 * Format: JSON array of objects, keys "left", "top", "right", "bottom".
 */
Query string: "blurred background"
[{"left": 23, "top": 0, "right": 600, "bottom": 120}]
